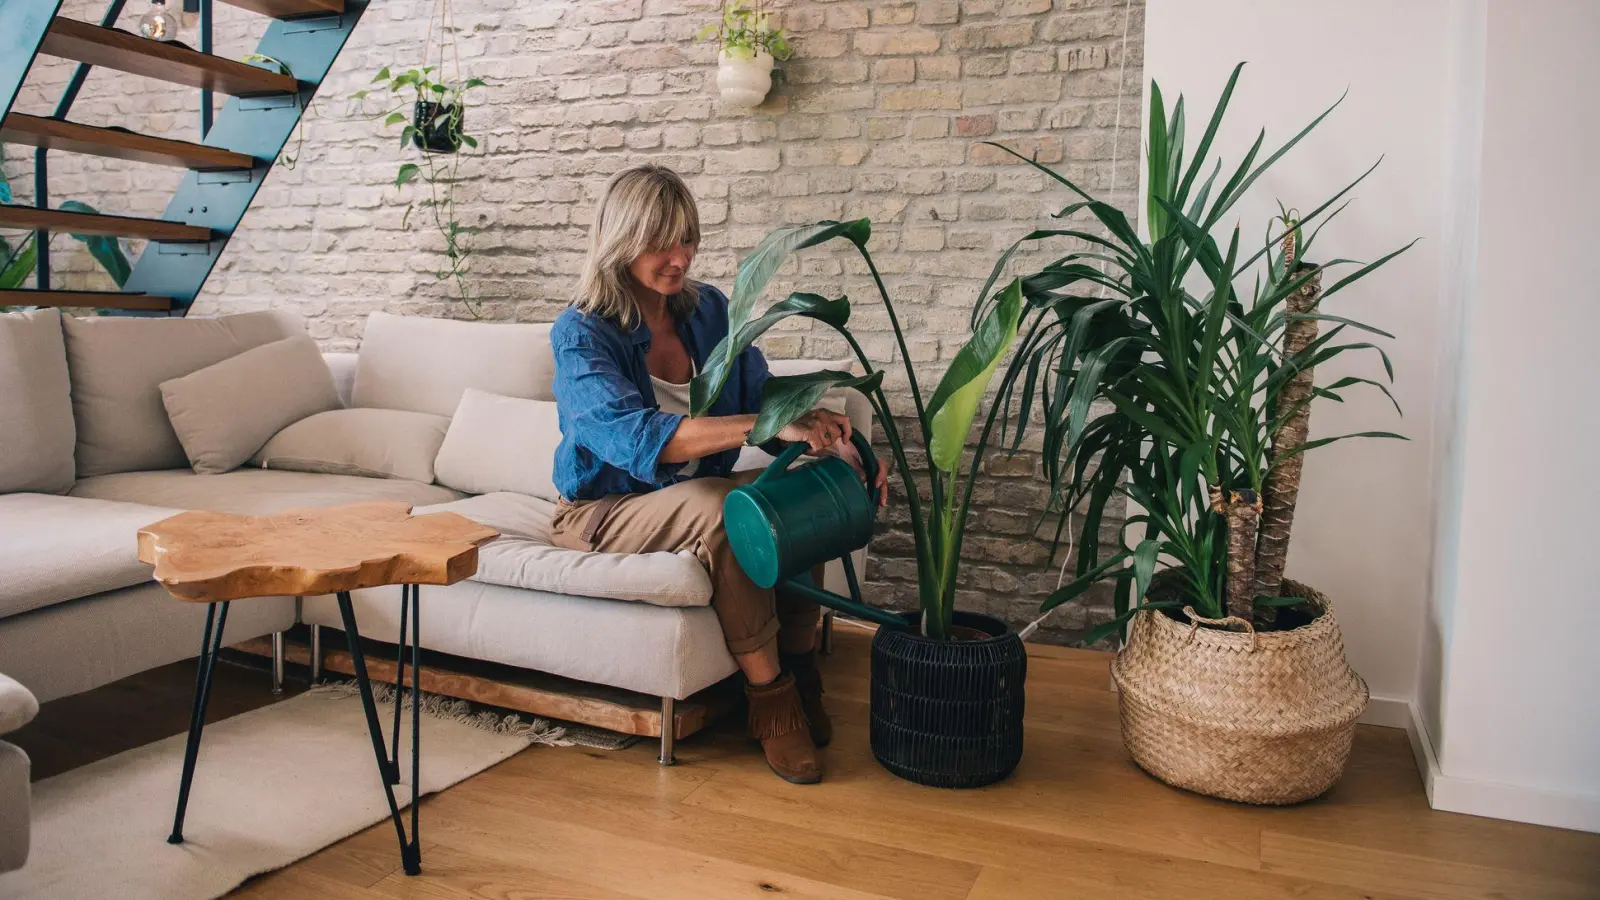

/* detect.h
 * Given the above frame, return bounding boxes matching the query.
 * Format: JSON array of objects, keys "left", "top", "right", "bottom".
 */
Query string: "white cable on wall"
[{"left": 1017, "top": 0, "right": 1136, "bottom": 644}]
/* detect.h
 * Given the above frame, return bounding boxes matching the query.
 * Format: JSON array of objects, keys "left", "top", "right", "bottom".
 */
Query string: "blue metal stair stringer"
[
  {"left": 0, "top": 0, "right": 64, "bottom": 127},
  {"left": 122, "top": 0, "right": 371, "bottom": 314}
]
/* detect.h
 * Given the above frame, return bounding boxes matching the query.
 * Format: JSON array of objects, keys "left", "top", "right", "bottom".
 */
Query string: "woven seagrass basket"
[{"left": 1110, "top": 573, "right": 1369, "bottom": 805}]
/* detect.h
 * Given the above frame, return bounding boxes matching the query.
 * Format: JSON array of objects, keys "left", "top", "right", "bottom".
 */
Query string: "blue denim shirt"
[{"left": 551, "top": 284, "right": 771, "bottom": 502}]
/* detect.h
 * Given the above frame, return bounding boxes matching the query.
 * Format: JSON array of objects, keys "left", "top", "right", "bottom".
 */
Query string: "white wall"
[
  {"left": 1141, "top": 0, "right": 1458, "bottom": 711},
  {"left": 1431, "top": 0, "right": 1600, "bottom": 831},
  {"left": 1145, "top": 0, "right": 1600, "bottom": 832}
]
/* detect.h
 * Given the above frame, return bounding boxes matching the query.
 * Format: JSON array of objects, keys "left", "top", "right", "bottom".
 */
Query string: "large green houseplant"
[
  {"left": 690, "top": 221, "right": 1028, "bottom": 645},
  {"left": 984, "top": 64, "right": 1409, "bottom": 803},
  {"left": 688, "top": 212, "right": 1034, "bottom": 787}
]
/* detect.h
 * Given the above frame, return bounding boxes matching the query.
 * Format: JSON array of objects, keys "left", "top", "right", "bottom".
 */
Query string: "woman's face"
[{"left": 628, "top": 237, "right": 697, "bottom": 299}]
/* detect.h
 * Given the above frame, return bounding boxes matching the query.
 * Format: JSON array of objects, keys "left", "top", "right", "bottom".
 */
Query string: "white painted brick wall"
[{"left": 7, "top": 0, "right": 1144, "bottom": 643}]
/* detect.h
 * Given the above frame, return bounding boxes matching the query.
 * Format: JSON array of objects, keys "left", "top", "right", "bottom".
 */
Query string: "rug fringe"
[{"left": 308, "top": 679, "right": 573, "bottom": 747}]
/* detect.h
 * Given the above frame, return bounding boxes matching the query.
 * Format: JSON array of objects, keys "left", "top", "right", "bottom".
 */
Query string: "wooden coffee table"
[{"left": 137, "top": 501, "right": 498, "bottom": 876}]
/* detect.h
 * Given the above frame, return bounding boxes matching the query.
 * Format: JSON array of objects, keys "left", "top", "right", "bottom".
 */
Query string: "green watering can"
[{"left": 724, "top": 431, "right": 905, "bottom": 627}]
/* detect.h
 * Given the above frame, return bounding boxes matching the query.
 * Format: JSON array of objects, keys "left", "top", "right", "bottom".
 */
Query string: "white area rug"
[{"left": 0, "top": 686, "right": 560, "bottom": 900}]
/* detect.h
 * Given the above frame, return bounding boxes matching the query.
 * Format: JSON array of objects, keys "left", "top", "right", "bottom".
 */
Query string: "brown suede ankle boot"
[
  {"left": 745, "top": 673, "right": 822, "bottom": 784},
  {"left": 781, "top": 651, "right": 832, "bottom": 748}
]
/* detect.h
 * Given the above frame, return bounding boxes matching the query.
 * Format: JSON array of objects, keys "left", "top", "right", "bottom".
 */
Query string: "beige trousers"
[{"left": 549, "top": 472, "right": 821, "bottom": 656}]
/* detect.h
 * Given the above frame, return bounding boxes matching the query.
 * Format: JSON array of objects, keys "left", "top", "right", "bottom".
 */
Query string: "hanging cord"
[{"left": 1017, "top": 0, "right": 1135, "bottom": 643}]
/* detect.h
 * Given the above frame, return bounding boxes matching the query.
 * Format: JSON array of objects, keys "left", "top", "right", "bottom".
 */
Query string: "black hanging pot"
[
  {"left": 412, "top": 101, "right": 463, "bottom": 154},
  {"left": 870, "top": 610, "right": 1027, "bottom": 789}
]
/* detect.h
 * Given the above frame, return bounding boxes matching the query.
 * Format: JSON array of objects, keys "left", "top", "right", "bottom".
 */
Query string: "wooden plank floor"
[{"left": 15, "top": 627, "right": 1600, "bottom": 899}]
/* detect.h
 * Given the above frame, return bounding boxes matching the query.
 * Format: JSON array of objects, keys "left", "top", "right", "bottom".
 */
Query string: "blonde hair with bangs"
[{"left": 573, "top": 164, "right": 702, "bottom": 330}]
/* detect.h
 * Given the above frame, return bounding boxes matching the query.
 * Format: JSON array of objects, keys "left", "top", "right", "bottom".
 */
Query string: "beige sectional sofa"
[{"left": 0, "top": 306, "right": 868, "bottom": 870}]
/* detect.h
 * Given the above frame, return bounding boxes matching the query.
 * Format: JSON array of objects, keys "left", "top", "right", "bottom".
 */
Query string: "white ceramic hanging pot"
[{"left": 716, "top": 48, "right": 774, "bottom": 108}]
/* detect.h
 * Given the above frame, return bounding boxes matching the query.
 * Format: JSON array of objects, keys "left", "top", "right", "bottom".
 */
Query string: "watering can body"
[{"left": 724, "top": 432, "right": 904, "bottom": 627}]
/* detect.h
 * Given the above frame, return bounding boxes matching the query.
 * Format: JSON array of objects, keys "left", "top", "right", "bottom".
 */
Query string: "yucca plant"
[
  {"left": 981, "top": 64, "right": 1413, "bottom": 641},
  {"left": 689, "top": 221, "right": 1028, "bottom": 642}
]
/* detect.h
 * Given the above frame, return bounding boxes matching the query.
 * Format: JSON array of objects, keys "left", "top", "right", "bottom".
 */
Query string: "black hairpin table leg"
[
  {"left": 336, "top": 587, "right": 423, "bottom": 876},
  {"left": 169, "top": 600, "right": 231, "bottom": 845}
]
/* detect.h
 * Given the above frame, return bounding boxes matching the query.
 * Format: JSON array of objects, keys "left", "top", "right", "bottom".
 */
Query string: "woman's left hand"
[{"left": 830, "top": 437, "right": 889, "bottom": 508}]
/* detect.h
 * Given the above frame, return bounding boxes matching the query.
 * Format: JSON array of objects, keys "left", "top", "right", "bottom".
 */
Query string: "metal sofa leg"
[
  {"left": 658, "top": 696, "right": 676, "bottom": 766},
  {"left": 820, "top": 610, "right": 836, "bottom": 656},
  {"left": 309, "top": 624, "right": 323, "bottom": 683},
  {"left": 271, "top": 632, "right": 286, "bottom": 695}
]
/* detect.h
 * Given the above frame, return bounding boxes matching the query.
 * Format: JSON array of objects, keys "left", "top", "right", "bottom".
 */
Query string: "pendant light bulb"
[{"left": 138, "top": 0, "right": 180, "bottom": 42}]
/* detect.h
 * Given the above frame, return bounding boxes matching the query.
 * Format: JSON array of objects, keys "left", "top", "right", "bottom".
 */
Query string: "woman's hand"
[
  {"left": 778, "top": 409, "right": 852, "bottom": 455},
  {"left": 829, "top": 436, "right": 890, "bottom": 508}
]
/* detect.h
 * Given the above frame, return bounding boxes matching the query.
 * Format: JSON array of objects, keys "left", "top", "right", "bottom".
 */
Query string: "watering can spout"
[{"left": 724, "top": 432, "right": 904, "bottom": 628}]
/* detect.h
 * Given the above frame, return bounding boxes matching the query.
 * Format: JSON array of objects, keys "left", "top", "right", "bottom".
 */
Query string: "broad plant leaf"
[
  {"left": 693, "top": 219, "right": 870, "bottom": 415},
  {"left": 925, "top": 279, "right": 1024, "bottom": 473},
  {"left": 749, "top": 369, "right": 883, "bottom": 446},
  {"left": 692, "top": 292, "right": 852, "bottom": 420},
  {"left": 58, "top": 201, "right": 131, "bottom": 288},
  {"left": 0, "top": 235, "right": 37, "bottom": 290}
]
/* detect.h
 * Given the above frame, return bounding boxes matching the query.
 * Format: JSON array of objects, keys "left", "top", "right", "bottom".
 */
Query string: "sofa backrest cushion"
[
  {"left": 161, "top": 335, "right": 343, "bottom": 474},
  {"left": 63, "top": 309, "right": 303, "bottom": 478},
  {"left": 252, "top": 407, "right": 450, "bottom": 484},
  {"left": 433, "top": 389, "right": 562, "bottom": 501},
  {"left": 0, "top": 308, "right": 75, "bottom": 495},
  {"left": 353, "top": 312, "right": 555, "bottom": 417}
]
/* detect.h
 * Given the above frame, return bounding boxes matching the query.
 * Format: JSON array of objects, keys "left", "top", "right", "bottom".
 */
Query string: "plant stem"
[
  {"left": 856, "top": 246, "right": 927, "bottom": 425},
  {"left": 1254, "top": 265, "right": 1322, "bottom": 602},
  {"left": 838, "top": 327, "right": 941, "bottom": 568},
  {"left": 861, "top": 387, "right": 936, "bottom": 628},
  {"left": 1221, "top": 488, "right": 1260, "bottom": 620}
]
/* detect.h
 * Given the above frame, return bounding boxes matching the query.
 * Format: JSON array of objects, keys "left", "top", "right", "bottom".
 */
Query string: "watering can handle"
[
  {"left": 849, "top": 430, "right": 879, "bottom": 494},
  {"left": 755, "top": 429, "right": 879, "bottom": 495},
  {"left": 755, "top": 441, "right": 808, "bottom": 485}
]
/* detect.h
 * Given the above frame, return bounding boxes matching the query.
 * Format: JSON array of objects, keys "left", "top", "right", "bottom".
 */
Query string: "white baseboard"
[
  {"left": 1388, "top": 698, "right": 1600, "bottom": 834},
  {"left": 1358, "top": 695, "right": 1413, "bottom": 729}
]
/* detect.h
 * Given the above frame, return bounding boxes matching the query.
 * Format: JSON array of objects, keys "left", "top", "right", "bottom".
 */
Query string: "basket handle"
[{"left": 1181, "top": 606, "right": 1259, "bottom": 652}]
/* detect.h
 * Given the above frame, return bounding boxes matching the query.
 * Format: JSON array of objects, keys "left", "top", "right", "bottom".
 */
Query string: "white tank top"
[{"left": 651, "top": 370, "right": 700, "bottom": 477}]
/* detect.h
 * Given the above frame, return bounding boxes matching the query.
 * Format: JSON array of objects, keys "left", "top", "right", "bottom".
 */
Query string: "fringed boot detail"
[{"left": 745, "top": 673, "right": 821, "bottom": 784}]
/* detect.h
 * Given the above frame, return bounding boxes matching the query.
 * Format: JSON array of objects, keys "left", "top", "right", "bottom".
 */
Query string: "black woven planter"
[{"left": 870, "top": 611, "right": 1027, "bottom": 789}]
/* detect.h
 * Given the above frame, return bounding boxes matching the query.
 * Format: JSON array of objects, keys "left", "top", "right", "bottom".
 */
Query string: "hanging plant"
[
  {"left": 348, "top": 0, "right": 490, "bottom": 315},
  {"left": 697, "top": 0, "right": 794, "bottom": 108}
]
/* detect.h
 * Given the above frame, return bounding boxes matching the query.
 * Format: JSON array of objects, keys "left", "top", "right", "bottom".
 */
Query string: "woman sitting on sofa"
[{"left": 549, "top": 164, "right": 887, "bottom": 785}]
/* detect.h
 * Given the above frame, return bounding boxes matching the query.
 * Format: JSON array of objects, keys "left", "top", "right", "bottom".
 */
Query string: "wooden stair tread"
[
  {"left": 0, "top": 205, "right": 211, "bottom": 242},
  {"left": 1, "top": 113, "right": 254, "bottom": 171},
  {"left": 40, "top": 17, "right": 299, "bottom": 97},
  {"left": 0, "top": 289, "right": 172, "bottom": 311},
  {"left": 217, "top": 0, "right": 345, "bottom": 18}
]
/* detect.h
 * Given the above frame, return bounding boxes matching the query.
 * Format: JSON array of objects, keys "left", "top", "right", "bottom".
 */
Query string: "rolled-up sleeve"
[{"left": 552, "top": 332, "right": 684, "bottom": 484}]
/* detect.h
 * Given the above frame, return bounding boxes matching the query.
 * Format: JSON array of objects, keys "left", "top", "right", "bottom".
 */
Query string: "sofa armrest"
[
  {"left": 323, "top": 351, "right": 359, "bottom": 407},
  {"left": 0, "top": 674, "right": 38, "bottom": 736}
]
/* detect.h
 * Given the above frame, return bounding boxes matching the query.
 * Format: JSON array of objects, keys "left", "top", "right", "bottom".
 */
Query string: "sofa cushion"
[
  {"left": 64, "top": 310, "right": 303, "bottom": 477},
  {"left": 0, "top": 308, "right": 75, "bottom": 494},
  {"left": 253, "top": 408, "right": 448, "bottom": 483},
  {"left": 433, "top": 389, "right": 561, "bottom": 501},
  {"left": 70, "top": 468, "right": 462, "bottom": 516},
  {"left": 353, "top": 312, "right": 555, "bottom": 417},
  {"left": 0, "top": 674, "right": 37, "bottom": 735},
  {"left": 162, "top": 335, "right": 342, "bottom": 475},
  {"left": 0, "top": 581, "right": 294, "bottom": 705},
  {"left": 0, "top": 494, "right": 179, "bottom": 619},
  {"left": 418, "top": 493, "right": 713, "bottom": 607}
]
